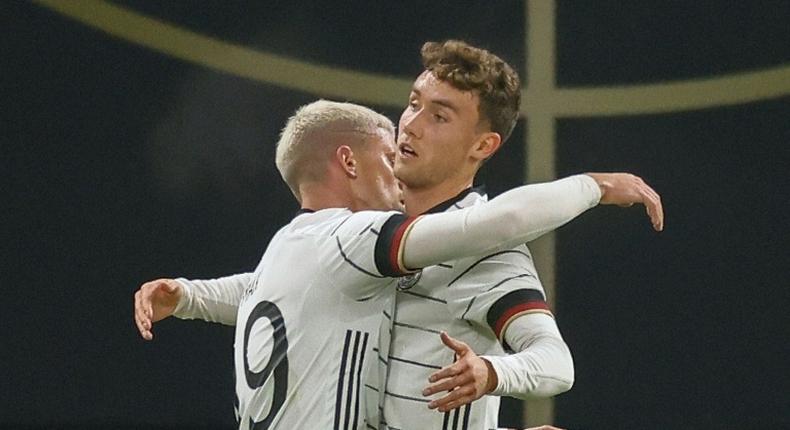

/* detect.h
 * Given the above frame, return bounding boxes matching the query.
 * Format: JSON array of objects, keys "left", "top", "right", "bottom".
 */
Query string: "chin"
[{"left": 394, "top": 167, "right": 417, "bottom": 187}]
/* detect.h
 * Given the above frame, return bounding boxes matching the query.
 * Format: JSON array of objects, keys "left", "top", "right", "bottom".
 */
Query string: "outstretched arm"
[
  {"left": 134, "top": 273, "right": 252, "bottom": 340},
  {"left": 401, "top": 173, "right": 662, "bottom": 271}
]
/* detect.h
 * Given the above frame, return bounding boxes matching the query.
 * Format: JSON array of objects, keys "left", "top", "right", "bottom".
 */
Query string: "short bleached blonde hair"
[{"left": 275, "top": 100, "right": 395, "bottom": 200}]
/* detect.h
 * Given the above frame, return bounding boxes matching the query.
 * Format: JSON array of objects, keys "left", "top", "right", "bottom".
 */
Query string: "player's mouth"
[{"left": 398, "top": 143, "right": 418, "bottom": 159}]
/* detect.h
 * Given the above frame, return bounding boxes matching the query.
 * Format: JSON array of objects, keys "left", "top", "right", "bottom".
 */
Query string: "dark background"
[{"left": 2, "top": 1, "right": 788, "bottom": 428}]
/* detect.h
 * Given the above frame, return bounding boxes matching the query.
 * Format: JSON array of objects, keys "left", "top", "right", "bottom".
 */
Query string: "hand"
[
  {"left": 134, "top": 278, "right": 183, "bottom": 340},
  {"left": 422, "top": 332, "right": 497, "bottom": 413},
  {"left": 586, "top": 173, "right": 664, "bottom": 231}
]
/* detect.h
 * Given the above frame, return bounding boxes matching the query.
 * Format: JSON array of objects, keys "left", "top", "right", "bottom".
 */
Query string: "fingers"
[
  {"left": 645, "top": 184, "right": 664, "bottom": 231},
  {"left": 424, "top": 369, "right": 469, "bottom": 396},
  {"left": 427, "top": 360, "right": 465, "bottom": 386},
  {"left": 440, "top": 331, "right": 470, "bottom": 356},
  {"left": 623, "top": 175, "right": 664, "bottom": 231},
  {"left": 637, "top": 181, "right": 663, "bottom": 231},
  {"left": 133, "top": 282, "right": 157, "bottom": 341},
  {"left": 427, "top": 385, "right": 477, "bottom": 412}
]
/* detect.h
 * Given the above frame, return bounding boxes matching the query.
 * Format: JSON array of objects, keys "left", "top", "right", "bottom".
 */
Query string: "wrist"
[{"left": 481, "top": 357, "right": 499, "bottom": 394}]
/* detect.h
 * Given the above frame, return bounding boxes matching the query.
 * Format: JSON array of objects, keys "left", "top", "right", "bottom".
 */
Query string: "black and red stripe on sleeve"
[
  {"left": 374, "top": 214, "right": 420, "bottom": 277},
  {"left": 486, "top": 289, "right": 552, "bottom": 343}
]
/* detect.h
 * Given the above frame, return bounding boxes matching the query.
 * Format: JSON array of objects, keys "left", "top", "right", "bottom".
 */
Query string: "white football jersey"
[
  {"left": 233, "top": 208, "right": 418, "bottom": 430},
  {"left": 365, "top": 189, "right": 554, "bottom": 430}
]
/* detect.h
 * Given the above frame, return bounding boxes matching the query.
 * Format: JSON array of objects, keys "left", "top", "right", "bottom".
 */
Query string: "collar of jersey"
[
  {"left": 294, "top": 185, "right": 486, "bottom": 217},
  {"left": 295, "top": 208, "right": 316, "bottom": 217},
  {"left": 422, "top": 185, "right": 487, "bottom": 214}
]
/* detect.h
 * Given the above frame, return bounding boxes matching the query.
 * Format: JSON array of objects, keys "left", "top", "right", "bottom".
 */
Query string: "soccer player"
[
  {"left": 365, "top": 40, "right": 660, "bottom": 430},
  {"left": 135, "top": 43, "right": 663, "bottom": 430}
]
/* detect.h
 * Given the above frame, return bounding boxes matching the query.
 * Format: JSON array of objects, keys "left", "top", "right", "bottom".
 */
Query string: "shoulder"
[{"left": 286, "top": 208, "right": 398, "bottom": 237}]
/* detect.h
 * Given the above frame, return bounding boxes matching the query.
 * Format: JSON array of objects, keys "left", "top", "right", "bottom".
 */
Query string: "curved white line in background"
[{"left": 35, "top": 0, "right": 790, "bottom": 116}]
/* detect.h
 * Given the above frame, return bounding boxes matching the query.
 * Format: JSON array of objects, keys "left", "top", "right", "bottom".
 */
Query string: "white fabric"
[
  {"left": 368, "top": 185, "right": 583, "bottom": 430},
  {"left": 173, "top": 273, "right": 252, "bottom": 325},
  {"left": 483, "top": 313, "right": 574, "bottom": 399},
  {"left": 233, "top": 209, "right": 397, "bottom": 430},
  {"left": 168, "top": 174, "right": 601, "bottom": 429},
  {"left": 172, "top": 175, "right": 600, "bottom": 324},
  {"left": 404, "top": 174, "right": 601, "bottom": 269}
]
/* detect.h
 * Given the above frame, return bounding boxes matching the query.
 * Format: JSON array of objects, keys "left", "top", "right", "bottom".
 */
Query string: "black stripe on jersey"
[
  {"left": 334, "top": 330, "right": 370, "bottom": 430},
  {"left": 364, "top": 383, "right": 379, "bottom": 392},
  {"left": 335, "top": 331, "right": 353, "bottom": 430},
  {"left": 355, "top": 294, "right": 377, "bottom": 302},
  {"left": 460, "top": 273, "right": 535, "bottom": 321},
  {"left": 460, "top": 403, "right": 471, "bottom": 430},
  {"left": 352, "top": 332, "right": 368, "bottom": 430},
  {"left": 438, "top": 263, "right": 454, "bottom": 269},
  {"left": 451, "top": 406, "right": 460, "bottom": 430},
  {"left": 331, "top": 214, "right": 354, "bottom": 236},
  {"left": 486, "top": 289, "right": 548, "bottom": 346},
  {"left": 336, "top": 237, "right": 385, "bottom": 278},
  {"left": 370, "top": 228, "right": 380, "bottom": 235},
  {"left": 424, "top": 185, "right": 486, "bottom": 214},
  {"left": 388, "top": 354, "right": 442, "bottom": 369},
  {"left": 373, "top": 347, "right": 387, "bottom": 365},
  {"left": 358, "top": 220, "right": 375, "bottom": 235},
  {"left": 460, "top": 296, "right": 478, "bottom": 321},
  {"left": 487, "top": 289, "right": 546, "bottom": 328},
  {"left": 343, "top": 331, "right": 361, "bottom": 430},
  {"left": 394, "top": 320, "right": 442, "bottom": 334},
  {"left": 485, "top": 273, "right": 534, "bottom": 292},
  {"left": 374, "top": 213, "right": 414, "bottom": 277},
  {"left": 447, "top": 250, "right": 532, "bottom": 287},
  {"left": 385, "top": 390, "right": 431, "bottom": 403},
  {"left": 442, "top": 410, "right": 451, "bottom": 430},
  {"left": 382, "top": 310, "right": 391, "bottom": 320},
  {"left": 401, "top": 289, "right": 447, "bottom": 304}
]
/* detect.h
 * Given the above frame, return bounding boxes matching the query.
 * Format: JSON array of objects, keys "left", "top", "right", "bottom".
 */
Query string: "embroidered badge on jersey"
[{"left": 396, "top": 270, "right": 422, "bottom": 290}]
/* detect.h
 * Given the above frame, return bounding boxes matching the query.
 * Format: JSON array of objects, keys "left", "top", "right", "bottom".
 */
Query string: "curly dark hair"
[{"left": 421, "top": 40, "right": 521, "bottom": 142}]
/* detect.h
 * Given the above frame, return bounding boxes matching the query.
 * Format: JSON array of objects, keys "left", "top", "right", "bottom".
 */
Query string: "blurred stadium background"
[{"left": 2, "top": 1, "right": 788, "bottom": 428}]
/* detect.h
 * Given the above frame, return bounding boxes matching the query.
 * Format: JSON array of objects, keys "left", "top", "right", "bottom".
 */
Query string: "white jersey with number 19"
[{"left": 233, "top": 208, "right": 417, "bottom": 430}]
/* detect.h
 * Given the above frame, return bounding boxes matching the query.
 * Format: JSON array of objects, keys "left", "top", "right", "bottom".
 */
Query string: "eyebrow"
[{"left": 411, "top": 88, "right": 460, "bottom": 114}]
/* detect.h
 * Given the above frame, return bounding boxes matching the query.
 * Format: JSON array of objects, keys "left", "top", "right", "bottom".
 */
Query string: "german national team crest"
[{"left": 397, "top": 270, "right": 422, "bottom": 290}]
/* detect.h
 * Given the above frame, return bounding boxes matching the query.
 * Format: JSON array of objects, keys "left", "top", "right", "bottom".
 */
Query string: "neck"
[
  {"left": 298, "top": 181, "right": 353, "bottom": 211},
  {"left": 402, "top": 176, "right": 475, "bottom": 215}
]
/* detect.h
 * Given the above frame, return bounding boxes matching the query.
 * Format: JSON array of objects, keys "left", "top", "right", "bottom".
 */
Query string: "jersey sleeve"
[
  {"left": 446, "top": 244, "right": 553, "bottom": 349},
  {"left": 315, "top": 210, "right": 420, "bottom": 300},
  {"left": 172, "top": 272, "right": 252, "bottom": 325}
]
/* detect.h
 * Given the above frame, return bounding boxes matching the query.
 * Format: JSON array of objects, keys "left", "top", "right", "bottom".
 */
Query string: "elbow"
[
  {"left": 554, "top": 346, "right": 575, "bottom": 395},
  {"left": 554, "top": 343, "right": 575, "bottom": 394},
  {"left": 555, "top": 371, "right": 575, "bottom": 395}
]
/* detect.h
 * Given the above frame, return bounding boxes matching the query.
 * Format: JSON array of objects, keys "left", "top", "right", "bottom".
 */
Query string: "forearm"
[
  {"left": 173, "top": 272, "right": 252, "bottom": 325},
  {"left": 482, "top": 313, "right": 574, "bottom": 399},
  {"left": 403, "top": 174, "right": 600, "bottom": 269}
]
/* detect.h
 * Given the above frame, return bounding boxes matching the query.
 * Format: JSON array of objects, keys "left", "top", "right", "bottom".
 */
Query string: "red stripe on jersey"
[
  {"left": 493, "top": 301, "right": 551, "bottom": 339},
  {"left": 388, "top": 216, "right": 418, "bottom": 274}
]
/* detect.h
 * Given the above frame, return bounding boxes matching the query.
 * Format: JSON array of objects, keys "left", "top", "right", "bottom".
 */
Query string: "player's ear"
[
  {"left": 468, "top": 132, "right": 502, "bottom": 162},
  {"left": 336, "top": 145, "right": 358, "bottom": 178}
]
